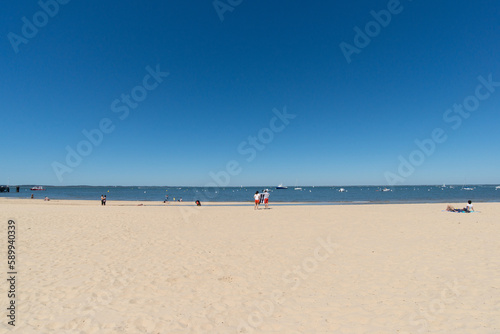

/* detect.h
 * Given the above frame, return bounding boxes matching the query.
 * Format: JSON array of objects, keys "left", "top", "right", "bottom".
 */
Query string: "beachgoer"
[
  {"left": 164, "top": 194, "right": 169, "bottom": 204},
  {"left": 44, "top": 196, "right": 50, "bottom": 201},
  {"left": 195, "top": 200, "right": 201, "bottom": 206},
  {"left": 101, "top": 195, "right": 105, "bottom": 206},
  {"left": 254, "top": 191, "right": 260, "bottom": 210},
  {"left": 446, "top": 200, "right": 474, "bottom": 213},
  {"left": 103, "top": 195, "right": 107, "bottom": 206},
  {"left": 31, "top": 194, "right": 34, "bottom": 199},
  {"left": 263, "top": 190, "right": 270, "bottom": 209}
]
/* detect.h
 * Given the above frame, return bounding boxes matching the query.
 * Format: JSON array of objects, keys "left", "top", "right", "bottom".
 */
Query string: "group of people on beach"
[
  {"left": 164, "top": 195, "right": 183, "bottom": 203},
  {"left": 95, "top": 191, "right": 473, "bottom": 211},
  {"left": 30, "top": 193, "right": 50, "bottom": 201},
  {"left": 254, "top": 190, "right": 270, "bottom": 210}
]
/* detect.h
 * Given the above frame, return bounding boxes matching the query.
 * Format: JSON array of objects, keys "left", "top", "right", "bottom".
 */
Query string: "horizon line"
[{"left": 3, "top": 183, "right": 500, "bottom": 188}]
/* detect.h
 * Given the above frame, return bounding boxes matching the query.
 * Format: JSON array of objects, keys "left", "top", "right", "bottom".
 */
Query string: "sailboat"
[
  {"left": 276, "top": 184, "right": 288, "bottom": 189},
  {"left": 460, "top": 178, "right": 474, "bottom": 191}
]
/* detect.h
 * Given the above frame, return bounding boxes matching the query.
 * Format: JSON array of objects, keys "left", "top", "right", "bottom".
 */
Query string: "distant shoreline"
[
  {"left": 1, "top": 198, "right": 498, "bottom": 206},
  {"left": 3, "top": 184, "right": 500, "bottom": 187}
]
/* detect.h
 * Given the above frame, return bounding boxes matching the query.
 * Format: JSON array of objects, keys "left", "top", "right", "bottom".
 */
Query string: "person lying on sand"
[{"left": 446, "top": 200, "right": 474, "bottom": 213}]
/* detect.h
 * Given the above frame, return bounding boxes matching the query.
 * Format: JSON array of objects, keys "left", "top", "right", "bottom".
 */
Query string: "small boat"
[
  {"left": 30, "top": 186, "right": 46, "bottom": 191},
  {"left": 276, "top": 184, "right": 288, "bottom": 189},
  {"left": 462, "top": 187, "right": 474, "bottom": 191},
  {"left": 382, "top": 188, "right": 392, "bottom": 192},
  {"left": 338, "top": 188, "right": 347, "bottom": 192},
  {"left": 294, "top": 187, "right": 302, "bottom": 190},
  {"left": 495, "top": 186, "right": 500, "bottom": 190}
]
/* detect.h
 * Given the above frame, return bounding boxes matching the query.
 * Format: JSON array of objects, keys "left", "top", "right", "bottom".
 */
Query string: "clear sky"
[{"left": 1, "top": 0, "right": 499, "bottom": 186}]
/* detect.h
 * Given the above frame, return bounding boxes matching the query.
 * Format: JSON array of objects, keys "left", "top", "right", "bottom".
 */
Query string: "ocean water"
[{"left": 1, "top": 185, "right": 499, "bottom": 203}]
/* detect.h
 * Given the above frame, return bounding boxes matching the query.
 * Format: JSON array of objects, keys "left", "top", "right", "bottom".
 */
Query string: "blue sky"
[{"left": 1, "top": 0, "right": 499, "bottom": 186}]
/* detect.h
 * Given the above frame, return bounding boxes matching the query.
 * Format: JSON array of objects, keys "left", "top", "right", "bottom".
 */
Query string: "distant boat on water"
[
  {"left": 496, "top": 186, "right": 500, "bottom": 190},
  {"left": 338, "top": 188, "right": 347, "bottom": 192},
  {"left": 276, "top": 184, "right": 288, "bottom": 189},
  {"left": 460, "top": 179, "right": 474, "bottom": 191},
  {"left": 294, "top": 187, "right": 302, "bottom": 190},
  {"left": 30, "top": 186, "right": 46, "bottom": 191}
]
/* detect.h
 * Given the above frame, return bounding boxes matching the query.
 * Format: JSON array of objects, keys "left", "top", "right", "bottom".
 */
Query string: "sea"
[{"left": 1, "top": 185, "right": 499, "bottom": 204}]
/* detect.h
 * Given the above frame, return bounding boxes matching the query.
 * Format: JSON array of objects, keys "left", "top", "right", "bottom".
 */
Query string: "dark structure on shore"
[{"left": 0, "top": 186, "right": 20, "bottom": 192}]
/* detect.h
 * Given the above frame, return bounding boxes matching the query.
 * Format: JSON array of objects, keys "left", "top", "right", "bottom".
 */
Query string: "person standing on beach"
[
  {"left": 263, "top": 190, "right": 270, "bottom": 209},
  {"left": 103, "top": 195, "right": 107, "bottom": 206},
  {"left": 101, "top": 195, "right": 104, "bottom": 206},
  {"left": 254, "top": 191, "right": 260, "bottom": 210}
]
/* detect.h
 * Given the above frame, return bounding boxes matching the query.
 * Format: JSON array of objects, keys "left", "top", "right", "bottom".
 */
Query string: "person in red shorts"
[
  {"left": 254, "top": 191, "right": 260, "bottom": 210},
  {"left": 263, "top": 190, "right": 270, "bottom": 209}
]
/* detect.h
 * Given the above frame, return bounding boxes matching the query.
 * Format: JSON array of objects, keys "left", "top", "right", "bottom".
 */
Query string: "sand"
[{"left": 0, "top": 198, "right": 499, "bottom": 333}]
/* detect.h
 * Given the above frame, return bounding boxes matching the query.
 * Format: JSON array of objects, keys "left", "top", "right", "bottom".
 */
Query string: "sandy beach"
[{"left": 1, "top": 198, "right": 499, "bottom": 333}]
